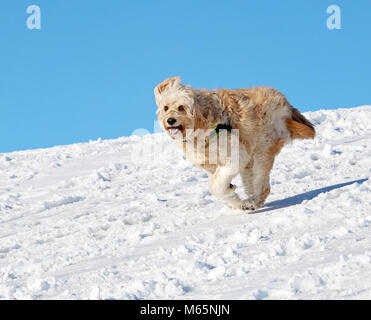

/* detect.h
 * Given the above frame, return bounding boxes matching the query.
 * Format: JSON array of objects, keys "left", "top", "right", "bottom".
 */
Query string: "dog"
[{"left": 154, "top": 76, "right": 315, "bottom": 211}]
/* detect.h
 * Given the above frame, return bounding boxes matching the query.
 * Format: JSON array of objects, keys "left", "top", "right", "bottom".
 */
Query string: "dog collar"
[
  {"left": 182, "top": 123, "right": 232, "bottom": 146},
  {"left": 205, "top": 123, "right": 232, "bottom": 147}
]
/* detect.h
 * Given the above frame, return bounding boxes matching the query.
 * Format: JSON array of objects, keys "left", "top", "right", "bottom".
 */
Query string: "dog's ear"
[
  {"left": 154, "top": 76, "right": 181, "bottom": 104},
  {"left": 156, "top": 76, "right": 181, "bottom": 94}
]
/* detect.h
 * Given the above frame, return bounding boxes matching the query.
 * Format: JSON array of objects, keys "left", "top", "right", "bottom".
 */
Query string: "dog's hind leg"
[
  {"left": 241, "top": 154, "right": 274, "bottom": 210},
  {"left": 209, "top": 166, "right": 242, "bottom": 210},
  {"left": 241, "top": 159, "right": 255, "bottom": 200}
]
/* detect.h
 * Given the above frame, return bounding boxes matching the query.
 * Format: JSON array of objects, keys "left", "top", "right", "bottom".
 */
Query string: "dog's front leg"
[{"left": 208, "top": 166, "right": 242, "bottom": 210}]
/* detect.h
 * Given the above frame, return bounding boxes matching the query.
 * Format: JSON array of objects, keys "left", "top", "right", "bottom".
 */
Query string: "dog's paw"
[
  {"left": 241, "top": 199, "right": 257, "bottom": 211},
  {"left": 231, "top": 199, "right": 257, "bottom": 211}
]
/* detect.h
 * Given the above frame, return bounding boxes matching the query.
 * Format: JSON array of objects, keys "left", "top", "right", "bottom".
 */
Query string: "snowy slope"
[{"left": 0, "top": 106, "right": 370, "bottom": 300}]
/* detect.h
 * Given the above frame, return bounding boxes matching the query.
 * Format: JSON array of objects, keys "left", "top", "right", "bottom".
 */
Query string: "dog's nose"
[{"left": 167, "top": 118, "right": 177, "bottom": 125}]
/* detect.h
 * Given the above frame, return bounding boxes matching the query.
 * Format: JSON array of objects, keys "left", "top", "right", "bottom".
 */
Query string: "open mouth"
[{"left": 167, "top": 125, "right": 183, "bottom": 136}]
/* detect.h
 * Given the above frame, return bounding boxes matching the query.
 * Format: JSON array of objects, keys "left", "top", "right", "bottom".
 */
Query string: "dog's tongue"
[{"left": 169, "top": 128, "right": 180, "bottom": 136}]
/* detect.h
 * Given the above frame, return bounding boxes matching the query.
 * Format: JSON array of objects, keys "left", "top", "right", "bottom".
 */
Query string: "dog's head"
[{"left": 154, "top": 76, "right": 195, "bottom": 139}]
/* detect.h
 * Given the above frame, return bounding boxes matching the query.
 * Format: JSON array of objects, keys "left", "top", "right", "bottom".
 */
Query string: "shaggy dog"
[{"left": 154, "top": 76, "right": 315, "bottom": 211}]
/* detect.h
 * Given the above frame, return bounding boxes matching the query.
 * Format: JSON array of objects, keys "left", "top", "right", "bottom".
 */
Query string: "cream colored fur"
[{"left": 154, "top": 76, "right": 315, "bottom": 211}]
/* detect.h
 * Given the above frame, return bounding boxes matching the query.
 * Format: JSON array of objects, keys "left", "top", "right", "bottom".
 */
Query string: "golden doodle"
[{"left": 154, "top": 76, "right": 315, "bottom": 211}]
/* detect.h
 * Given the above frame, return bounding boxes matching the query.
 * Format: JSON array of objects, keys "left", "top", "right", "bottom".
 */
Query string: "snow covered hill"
[{"left": 0, "top": 106, "right": 370, "bottom": 300}]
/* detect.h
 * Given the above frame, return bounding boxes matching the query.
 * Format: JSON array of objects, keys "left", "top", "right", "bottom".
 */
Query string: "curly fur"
[{"left": 154, "top": 76, "right": 315, "bottom": 211}]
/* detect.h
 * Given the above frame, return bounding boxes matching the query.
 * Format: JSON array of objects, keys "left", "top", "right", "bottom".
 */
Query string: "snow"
[{"left": 0, "top": 106, "right": 370, "bottom": 300}]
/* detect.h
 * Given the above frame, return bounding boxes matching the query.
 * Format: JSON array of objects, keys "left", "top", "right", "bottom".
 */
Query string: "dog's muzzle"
[{"left": 167, "top": 118, "right": 177, "bottom": 125}]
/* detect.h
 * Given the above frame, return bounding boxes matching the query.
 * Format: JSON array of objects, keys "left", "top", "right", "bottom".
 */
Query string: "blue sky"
[{"left": 1, "top": 0, "right": 370, "bottom": 152}]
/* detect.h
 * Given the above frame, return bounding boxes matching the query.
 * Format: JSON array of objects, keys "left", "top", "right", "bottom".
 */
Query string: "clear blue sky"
[{"left": 1, "top": 0, "right": 370, "bottom": 152}]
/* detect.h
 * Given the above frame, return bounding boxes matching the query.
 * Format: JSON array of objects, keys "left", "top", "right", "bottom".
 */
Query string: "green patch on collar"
[{"left": 205, "top": 123, "right": 232, "bottom": 147}]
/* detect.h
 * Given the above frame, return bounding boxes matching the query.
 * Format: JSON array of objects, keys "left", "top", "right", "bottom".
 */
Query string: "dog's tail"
[{"left": 286, "top": 107, "right": 315, "bottom": 140}]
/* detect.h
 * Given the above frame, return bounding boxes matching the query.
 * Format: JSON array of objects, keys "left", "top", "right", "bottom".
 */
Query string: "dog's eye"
[
  {"left": 164, "top": 106, "right": 169, "bottom": 112},
  {"left": 178, "top": 105, "right": 184, "bottom": 111}
]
